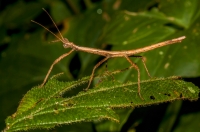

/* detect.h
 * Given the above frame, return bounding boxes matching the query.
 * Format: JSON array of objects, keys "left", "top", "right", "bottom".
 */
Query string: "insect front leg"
[{"left": 40, "top": 49, "right": 74, "bottom": 87}]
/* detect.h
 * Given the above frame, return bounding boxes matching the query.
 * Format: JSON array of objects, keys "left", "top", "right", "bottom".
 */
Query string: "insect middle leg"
[{"left": 85, "top": 57, "right": 109, "bottom": 91}]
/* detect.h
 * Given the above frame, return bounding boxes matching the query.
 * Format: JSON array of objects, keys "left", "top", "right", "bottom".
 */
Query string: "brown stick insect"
[{"left": 31, "top": 8, "right": 186, "bottom": 100}]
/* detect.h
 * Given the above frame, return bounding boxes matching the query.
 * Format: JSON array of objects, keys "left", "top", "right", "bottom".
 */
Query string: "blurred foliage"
[{"left": 0, "top": 0, "right": 200, "bottom": 131}]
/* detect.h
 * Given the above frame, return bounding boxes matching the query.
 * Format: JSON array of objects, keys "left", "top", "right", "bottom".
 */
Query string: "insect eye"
[{"left": 63, "top": 43, "right": 69, "bottom": 48}]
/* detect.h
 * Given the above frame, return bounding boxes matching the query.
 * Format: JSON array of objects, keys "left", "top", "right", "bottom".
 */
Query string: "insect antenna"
[
  {"left": 41, "top": 8, "right": 65, "bottom": 40},
  {"left": 31, "top": 8, "right": 64, "bottom": 43},
  {"left": 31, "top": 20, "right": 63, "bottom": 42}
]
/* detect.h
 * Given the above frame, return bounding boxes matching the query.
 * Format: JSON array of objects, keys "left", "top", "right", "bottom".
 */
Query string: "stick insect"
[{"left": 31, "top": 8, "right": 186, "bottom": 100}]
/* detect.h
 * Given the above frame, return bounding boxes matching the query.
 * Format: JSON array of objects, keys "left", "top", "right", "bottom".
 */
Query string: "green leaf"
[
  {"left": 94, "top": 109, "right": 133, "bottom": 132},
  {"left": 0, "top": 1, "right": 45, "bottom": 27},
  {"left": 50, "top": 0, "right": 72, "bottom": 23},
  {"left": 4, "top": 74, "right": 199, "bottom": 131},
  {"left": 159, "top": 0, "right": 200, "bottom": 28},
  {"left": 102, "top": 11, "right": 175, "bottom": 46},
  {"left": 173, "top": 111, "right": 200, "bottom": 132},
  {"left": 158, "top": 100, "right": 182, "bottom": 132}
]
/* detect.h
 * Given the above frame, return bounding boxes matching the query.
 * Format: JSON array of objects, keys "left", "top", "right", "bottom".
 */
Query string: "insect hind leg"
[
  {"left": 124, "top": 55, "right": 143, "bottom": 100},
  {"left": 130, "top": 55, "right": 151, "bottom": 78}
]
